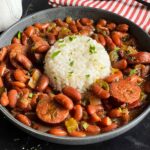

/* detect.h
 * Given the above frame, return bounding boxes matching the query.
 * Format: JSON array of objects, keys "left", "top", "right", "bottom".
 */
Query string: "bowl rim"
[{"left": 0, "top": 6, "right": 150, "bottom": 144}]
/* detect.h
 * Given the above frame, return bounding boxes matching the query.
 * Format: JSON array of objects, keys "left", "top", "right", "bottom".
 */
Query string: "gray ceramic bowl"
[{"left": 0, "top": 7, "right": 150, "bottom": 145}]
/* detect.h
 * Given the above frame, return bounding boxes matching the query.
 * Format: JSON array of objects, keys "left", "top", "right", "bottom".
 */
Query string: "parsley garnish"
[
  {"left": 28, "top": 93, "right": 33, "bottom": 98},
  {"left": 89, "top": 45, "right": 97, "bottom": 54},
  {"left": 17, "top": 31, "right": 21, "bottom": 39},
  {"left": 51, "top": 50, "right": 61, "bottom": 59}
]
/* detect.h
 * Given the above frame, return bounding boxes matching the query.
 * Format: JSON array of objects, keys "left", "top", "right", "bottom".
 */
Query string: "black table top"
[{"left": 0, "top": 0, "right": 150, "bottom": 149}]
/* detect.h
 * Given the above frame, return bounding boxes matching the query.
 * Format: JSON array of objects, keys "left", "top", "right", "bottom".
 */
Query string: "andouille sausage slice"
[
  {"left": 36, "top": 99, "right": 69, "bottom": 124},
  {"left": 110, "top": 80, "right": 141, "bottom": 104}
]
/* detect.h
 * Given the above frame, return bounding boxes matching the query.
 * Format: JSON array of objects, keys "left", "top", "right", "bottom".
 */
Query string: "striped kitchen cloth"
[{"left": 48, "top": 0, "right": 150, "bottom": 34}]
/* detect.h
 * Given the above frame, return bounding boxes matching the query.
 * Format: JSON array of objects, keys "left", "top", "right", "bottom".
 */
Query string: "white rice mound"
[{"left": 44, "top": 35, "right": 111, "bottom": 93}]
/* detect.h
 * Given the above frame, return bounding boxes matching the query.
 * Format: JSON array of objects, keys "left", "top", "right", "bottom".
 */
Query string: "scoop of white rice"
[{"left": 44, "top": 35, "right": 111, "bottom": 93}]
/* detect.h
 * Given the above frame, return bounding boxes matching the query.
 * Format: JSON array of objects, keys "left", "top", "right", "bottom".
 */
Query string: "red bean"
[
  {"left": 105, "top": 71, "right": 123, "bottom": 83},
  {"left": 0, "top": 47, "right": 7, "bottom": 62},
  {"left": 144, "top": 80, "right": 150, "bottom": 93},
  {"left": 36, "top": 75, "right": 49, "bottom": 92},
  {"left": 55, "top": 18, "right": 68, "bottom": 27},
  {"left": 91, "top": 113, "right": 101, "bottom": 122},
  {"left": 69, "top": 131, "right": 86, "bottom": 137},
  {"left": 0, "top": 77, "right": 4, "bottom": 87},
  {"left": 101, "top": 117, "right": 112, "bottom": 126},
  {"left": 116, "top": 24, "right": 129, "bottom": 32},
  {"left": 91, "top": 83, "right": 110, "bottom": 99},
  {"left": 0, "top": 63, "right": 6, "bottom": 77},
  {"left": 54, "top": 93, "right": 73, "bottom": 110},
  {"left": 16, "top": 114, "right": 31, "bottom": 126},
  {"left": 14, "top": 69, "right": 29, "bottom": 83},
  {"left": 109, "top": 108, "right": 122, "bottom": 118},
  {"left": 11, "top": 81, "right": 26, "bottom": 88},
  {"left": 98, "top": 34, "right": 106, "bottom": 46},
  {"left": 86, "top": 124, "right": 101, "bottom": 135},
  {"left": 21, "top": 32, "right": 29, "bottom": 46},
  {"left": 97, "top": 19, "right": 107, "bottom": 27},
  {"left": 111, "top": 31, "right": 122, "bottom": 47},
  {"left": 8, "top": 89, "right": 18, "bottom": 108},
  {"left": 16, "top": 54, "right": 33, "bottom": 70},
  {"left": 105, "top": 36, "right": 116, "bottom": 51},
  {"left": 113, "top": 59, "right": 127, "bottom": 70},
  {"left": 107, "top": 23, "right": 116, "bottom": 30},
  {"left": 0, "top": 92, "right": 9, "bottom": 106},
  {"left": 34, "top": 23, "right": 49, "bottom": 30},
  {"left": 48, "top": 127, "right": 67, "bottom": 136},
  {"left": 102, "top": 123, "right": 118, "bottom": 132},
  {"left": 69, "top": 23, "right": 78, "bottom": 33},
  {"left": 80, "top": 18, "right": 93, "bottom": 26},
  {"left": 73, "top": 105, "right": 83, "bottom": 121},
  {"left": 87, "top": 105, "right": 103, "bottom": 115},
  {"left": 47, "top": 33, "right": 56, "bottom": 45},
  {"left": 62, "top": 86, "right": 81, "bottom": 102},
  {"left": 12, "top": 37, "right": 21, "bottom": 44},
  {"left": 24, "top": 26, "right": 35, "bottom": 37}
]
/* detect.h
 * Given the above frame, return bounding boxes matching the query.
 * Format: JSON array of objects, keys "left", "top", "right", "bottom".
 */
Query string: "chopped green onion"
[
  {"left": 89, "top": 45, "right": 96, "bottom": 54},
  {"left": 129, "top": 69, "right": 137, "bottom": 76},
  {"left": 114, "top": 47, "right": 120, "bottom": 51},
  {"left": 69, "top": 36, "right": 76, "bottom": 41},
  {"left": 57, "top": 39, "right": 64, "bottom": 43},
  {"left": 96, "top": 79, "right": 109, "bottom": 91},
  {"left": 110, "top": 50, "right": 119, "bottom": 62},
  {"left": 17, "top": 31, "right": 21, "bottom": 39},
  {"left": 51, "top": 50, "right": 61, "bottom": 59},
  {"left": 81, "top": 121, "right": 89, "bottom": 130},
  {"left": 58, "top": 43, "right": 66, "bottom": 47},
  {"left": 28, "top": 93, "right": 33, "bottom": 98},
  {"left": 85, "top": 74, "right": 90, "bottom": 78},
  {"left": 69, "top": 60, "right": 74, "bottom": 66}
]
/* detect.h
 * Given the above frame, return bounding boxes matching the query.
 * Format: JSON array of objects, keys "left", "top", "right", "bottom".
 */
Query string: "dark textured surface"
[{"left": 0, "top": 0, "right": 150, "bottom": 149}]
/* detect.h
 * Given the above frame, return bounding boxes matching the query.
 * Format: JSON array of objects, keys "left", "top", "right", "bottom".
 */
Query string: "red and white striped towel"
[{"left": 48, "top": 0, "right": 150, "bottom": 34}]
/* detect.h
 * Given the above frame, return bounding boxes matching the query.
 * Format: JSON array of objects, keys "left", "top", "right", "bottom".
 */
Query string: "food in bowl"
[
  {"left": 45, "top": 35, "right": 111, "bottom": 93},
  {"left": 0, "top": 17, "right": 149, "bottom": 137}
]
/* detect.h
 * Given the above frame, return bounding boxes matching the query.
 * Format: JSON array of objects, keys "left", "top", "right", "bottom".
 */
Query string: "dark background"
[{"left": 0, "top": 0, "right": 150, "bottom": 149}]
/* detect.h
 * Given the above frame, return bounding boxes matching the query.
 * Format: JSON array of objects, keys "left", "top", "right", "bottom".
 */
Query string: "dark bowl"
[{"left": 0, "top": 7, "right": 150, "bottom": 145}]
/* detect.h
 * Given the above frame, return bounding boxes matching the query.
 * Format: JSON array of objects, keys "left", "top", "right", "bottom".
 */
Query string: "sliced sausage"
[
  {"left": 36, "top": 99, "right": 69, "bottom": 124},
  {"left": 110, "top": 80, "right": 141, "bottom": 104}
]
